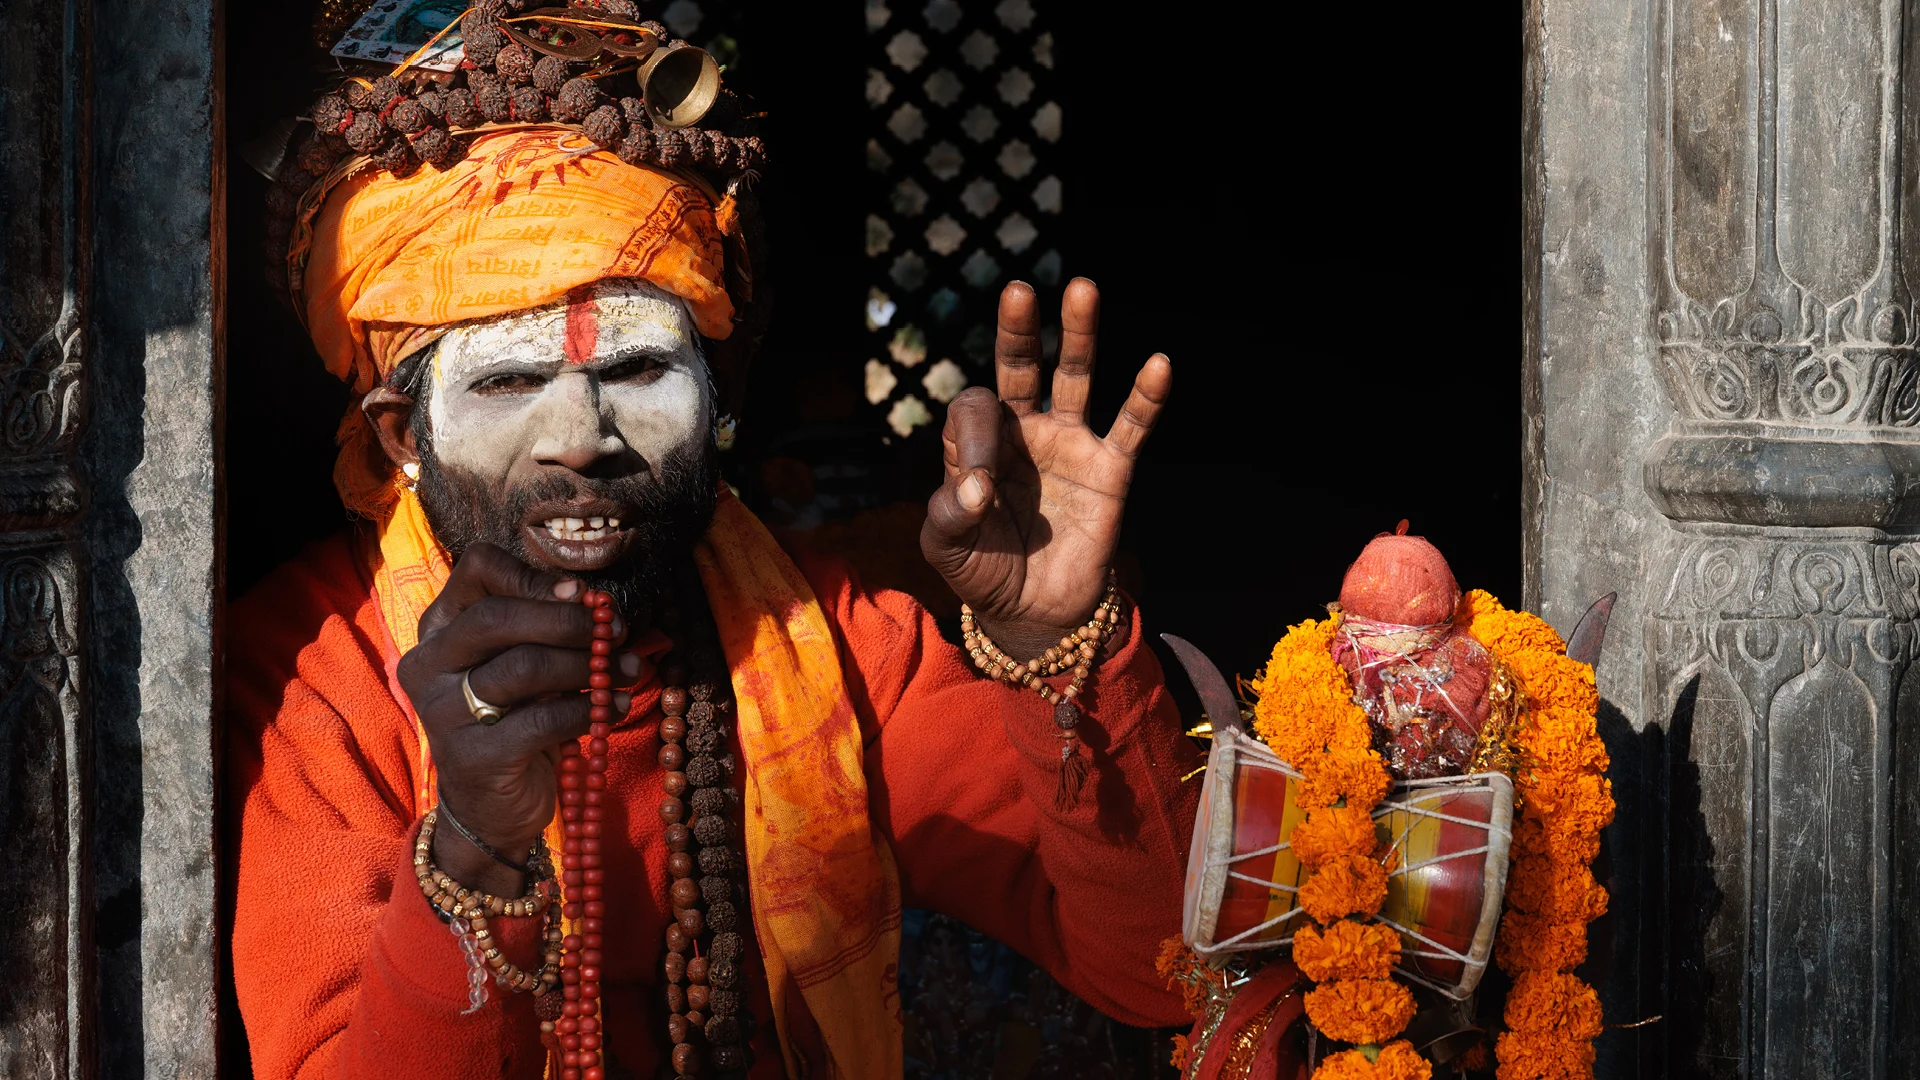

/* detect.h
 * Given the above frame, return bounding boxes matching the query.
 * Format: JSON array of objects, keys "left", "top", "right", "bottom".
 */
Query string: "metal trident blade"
[
  {"left": 1565, "top": 591, "right": 1617, "bottom": 669},
  {"left": 1161, "top": 634, "right": 1248, "bottom": 733}
]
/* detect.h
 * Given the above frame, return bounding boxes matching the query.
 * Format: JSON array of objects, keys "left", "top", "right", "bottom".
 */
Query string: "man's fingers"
[
  {"left": 942, "top": 386, "right": 1003, "bottom": 479},
  {"left": 994, "top": 281, "right": 1042, "bottom": 416},
  {"left": 465, "top": 644, "right": 642, "bottom": 709},
  {"left": 423, "top": 595, "right": 609, "bottom": 672},
  {"left": 1049, "top": 277, "right": 1100, "bottom": 423},
  {"left": 418, "top": 543, "right": 580, "bottom": 642},
  {"left": 489, "top": 695, "right": 599, "bottom": 754},
  {"left": 1104, "top": 353, "right": 1172, "bottom": 459},
  {"left": 921, "top": 467, "right": 995, "bottom": 577},
  {"left": 437, "top": 685, "right": 630, "bottom": 767},
  {"left": 928, "top": 388, "right": 999, "bottom": 560}
]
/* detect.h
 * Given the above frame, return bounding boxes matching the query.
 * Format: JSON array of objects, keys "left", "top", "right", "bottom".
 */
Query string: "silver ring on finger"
[{"left": 461, "top": 669, "right": 507, "bottom": 725}]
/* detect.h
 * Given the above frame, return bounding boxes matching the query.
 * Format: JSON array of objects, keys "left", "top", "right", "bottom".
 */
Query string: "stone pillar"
[
  {"left": 1530, "top": 0, "right": 1920, "bottom": 1076},
  {"left": 0, "top": 0, "right": 222, "bottom": 1072},
  {"left": 1, "top": 2, "right": 92, "bottom": 1075}
]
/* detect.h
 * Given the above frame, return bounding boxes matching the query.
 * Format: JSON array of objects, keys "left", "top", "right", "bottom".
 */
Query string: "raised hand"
[
  {"left": 920, "top": 277, "right": 1171, "bottom": 657},
  {"left": 396, "top": 544, "right": 635, "bottom": 894}
]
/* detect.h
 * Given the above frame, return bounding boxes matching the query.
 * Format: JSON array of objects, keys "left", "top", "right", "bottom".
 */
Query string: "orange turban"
[{"left": 295, "top": 126, "right": 737, "bottom": 514}]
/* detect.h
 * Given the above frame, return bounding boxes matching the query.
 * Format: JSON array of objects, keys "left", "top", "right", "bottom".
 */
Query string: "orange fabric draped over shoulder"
[
  {"left": 299, "top": 126, "right": 735, "bottom": 515},
  {"left": 362, "top": 489, "right": 905, "bottom": 1078}
]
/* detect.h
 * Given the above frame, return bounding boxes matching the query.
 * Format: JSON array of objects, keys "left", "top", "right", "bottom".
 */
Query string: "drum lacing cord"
[{"left": 1200, "top": 757, "right": 1514, "bottom": 983}]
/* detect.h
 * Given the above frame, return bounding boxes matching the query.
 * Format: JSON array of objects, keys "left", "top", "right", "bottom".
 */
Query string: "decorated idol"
[{"left": 1161, "top": 526, "right": 1614, "bottom": 1080}]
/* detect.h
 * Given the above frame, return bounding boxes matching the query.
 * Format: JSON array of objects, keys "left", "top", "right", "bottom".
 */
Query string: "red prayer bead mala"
[{"left": 543, "top": 587, "right": 621, "bottom": 1080}]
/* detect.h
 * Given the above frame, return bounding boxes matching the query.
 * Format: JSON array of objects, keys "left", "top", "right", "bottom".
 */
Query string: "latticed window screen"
[
  {"left": 631, "top": 1, "right": 746, "bottom": 74},
  {"left": 863, "top": 0, "right": 1062, "bottom": 439}
]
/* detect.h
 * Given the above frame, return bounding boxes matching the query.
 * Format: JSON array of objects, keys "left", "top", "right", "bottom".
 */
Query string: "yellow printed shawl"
[{"left": 370, "top": 487, "right": 904, "bottom": 1077}]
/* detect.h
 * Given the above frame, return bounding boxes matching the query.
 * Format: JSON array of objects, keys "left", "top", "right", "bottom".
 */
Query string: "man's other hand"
[{"left": 920, "top": 277, "right": 1171, "bottom": 658}]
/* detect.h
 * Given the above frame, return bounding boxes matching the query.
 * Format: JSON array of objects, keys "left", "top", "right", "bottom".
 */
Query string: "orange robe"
[{"left": 227, "top": 532, "right": 1201, "bottom": 1078}]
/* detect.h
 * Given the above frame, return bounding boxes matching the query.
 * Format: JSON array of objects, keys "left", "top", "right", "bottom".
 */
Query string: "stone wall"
[
  {"left": 1, "top": 0, "right": 90, "bottom": 1071},
  {"left": 0, "top": 0, "right": 222, "bottom": 1073},
  {"left": 1529, "top": 0, "right": 1920, "bottom": 1076}
]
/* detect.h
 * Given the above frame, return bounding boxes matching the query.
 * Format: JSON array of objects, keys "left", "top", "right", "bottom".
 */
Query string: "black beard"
[{"left": 412, "top": 423, "right": 720, "bottom": 614}]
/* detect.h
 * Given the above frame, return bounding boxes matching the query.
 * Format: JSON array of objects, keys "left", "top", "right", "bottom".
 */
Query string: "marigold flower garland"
[
  {"left": 1459, "top": 590, "right": 1613, "bottom": 1080},
  {"left": 1155, "top": 937, "right": 1227, "bottom": 1073},
  {"left": 1210, "top": 592, "right": 1611, "bottom": 1080},
  {"left": 1248, "top": 617, "right": 1424, "bottom": 1079}
]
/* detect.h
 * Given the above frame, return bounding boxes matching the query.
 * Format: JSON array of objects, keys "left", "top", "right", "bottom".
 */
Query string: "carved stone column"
[
  {"left": 0, "top": 0, "right": 221, "bottom": 1072},
  {"left": 1530, "top": 0, "right": 1920, "bottom": 1076},
  {"left": 2, "top": 0, "right": 93, "bottom": 1074},
  {"left": 1644, "top": 2, "right": 1920, "bottom": 1077}
]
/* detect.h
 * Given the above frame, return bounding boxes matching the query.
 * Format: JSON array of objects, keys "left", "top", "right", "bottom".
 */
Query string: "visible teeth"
[
  {"left": 609, "top": 518, "right": 620, "bottom": 528},
  {"left": 541, "top": 518, "right": 612, "bottom": 543},
  {"left": 589, "top": 516, "right": 605, "bottom": 529}
]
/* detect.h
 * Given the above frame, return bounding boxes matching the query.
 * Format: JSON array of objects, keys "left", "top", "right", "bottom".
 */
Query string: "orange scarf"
[{"left": 368, "top": 488, "right": 903, "bottom": 1077}]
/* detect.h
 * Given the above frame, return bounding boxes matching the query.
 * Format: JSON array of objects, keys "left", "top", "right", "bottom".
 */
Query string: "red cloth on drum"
[
  {"left": 1192, "top": 960, "right": 1308, "bottom": 1080},
  {"left": 227, "top": 531, "right": 1201, "bottom": 1079}
]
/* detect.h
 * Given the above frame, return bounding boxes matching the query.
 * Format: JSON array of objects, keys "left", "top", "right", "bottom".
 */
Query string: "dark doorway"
[{"left": 221, "top": 2, "right": 1517, "bottom": 1076}]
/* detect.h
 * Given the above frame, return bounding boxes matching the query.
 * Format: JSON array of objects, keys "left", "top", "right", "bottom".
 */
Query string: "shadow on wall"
[
  {"left": 1574, "top": 678, "right": 1715, "bottom": 1080},
  {"left": 1586, "top": 697, "right": 1671, "bottom": 1080},
  {"left": 1660, "top": 678, "right": 1722, "bottom": 1078},
  {"left": 85, "top": 315, "right": 152, "bottom": 1079}
]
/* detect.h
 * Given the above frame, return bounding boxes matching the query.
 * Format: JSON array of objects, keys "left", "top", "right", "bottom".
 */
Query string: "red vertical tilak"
[{"left": 563, "top": 285, "right": 598, "bottom": 364}]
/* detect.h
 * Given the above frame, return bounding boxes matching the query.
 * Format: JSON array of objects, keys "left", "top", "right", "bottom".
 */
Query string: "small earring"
[
  {"left": 714, "top": 414, "right": 738, "bottom": 452},
  {"left": 401, "top": 461, "right": 420, "bottom": 490}
]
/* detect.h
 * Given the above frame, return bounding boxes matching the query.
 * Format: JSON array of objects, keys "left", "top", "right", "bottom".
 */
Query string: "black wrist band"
[{"left": 434, "top": 790, "right": 531, "bottom": 874}]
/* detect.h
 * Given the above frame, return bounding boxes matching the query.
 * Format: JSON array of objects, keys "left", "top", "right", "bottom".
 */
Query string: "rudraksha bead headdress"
[{"left": 263, "top": 0, "right": 768, "bottom": 314}]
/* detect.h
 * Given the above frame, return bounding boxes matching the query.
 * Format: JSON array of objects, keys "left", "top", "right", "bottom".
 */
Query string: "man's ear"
[{"left": 363, "top": 387, "right": 420, "bottom": 471}]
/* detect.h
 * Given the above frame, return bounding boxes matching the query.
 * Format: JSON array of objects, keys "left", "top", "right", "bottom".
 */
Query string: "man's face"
[{"left": 411, "top": 278, "right": 718, "bottom": 604}]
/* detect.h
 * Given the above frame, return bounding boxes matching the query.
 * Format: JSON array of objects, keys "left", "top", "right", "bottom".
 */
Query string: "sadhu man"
[{"left": 230, "top": 15, "right": 1196, "bottom": 1080}]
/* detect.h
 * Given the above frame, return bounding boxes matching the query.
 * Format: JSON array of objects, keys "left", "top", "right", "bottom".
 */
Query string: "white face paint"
[
  {"left": 417, "top": 277, "right": 712, "bottom": 567},
  {"left": 425, "top": 277, "right": 710, "bottom": 479}
]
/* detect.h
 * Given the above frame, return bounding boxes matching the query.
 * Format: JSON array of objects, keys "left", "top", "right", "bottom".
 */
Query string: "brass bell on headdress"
[{"left": 639, "top": 42, "right": 721, "bottom": 129}]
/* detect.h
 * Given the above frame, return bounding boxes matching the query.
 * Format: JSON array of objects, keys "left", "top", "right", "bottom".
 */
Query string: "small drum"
[{"left": 1181, "top": 726, "right": 1513, "bottom": 999}]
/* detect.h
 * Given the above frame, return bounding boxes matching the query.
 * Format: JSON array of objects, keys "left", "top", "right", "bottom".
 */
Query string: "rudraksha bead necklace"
[
  {"left": 655, "top": 577, "right": 755, "bottom": 1076},
  {"left": 545, "top": 586, "right": 621, "bottom": 1080}
]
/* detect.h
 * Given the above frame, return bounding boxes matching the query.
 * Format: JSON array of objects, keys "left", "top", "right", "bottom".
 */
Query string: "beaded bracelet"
[
  {"left": 960, "top": 571, "right": 1123, "bottom": 809},
  {"left": 414, "top": 806, "right": 565, "bottom": 1011}
]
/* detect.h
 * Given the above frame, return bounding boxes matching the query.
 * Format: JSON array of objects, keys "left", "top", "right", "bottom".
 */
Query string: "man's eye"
[
  {"left": 471, "top": 373, "right": 547, "bottom": 395},
  {"left": 602, "top": 356, "right": 666, "bottom": 384}
]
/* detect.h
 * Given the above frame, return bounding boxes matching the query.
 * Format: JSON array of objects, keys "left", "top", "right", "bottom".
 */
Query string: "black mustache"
[
  {"left": 503, "top": 471, "right": 655, "bottom": 515},
  {"left": 413, "top": 431, "right": 719, "bottom": 611}
]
